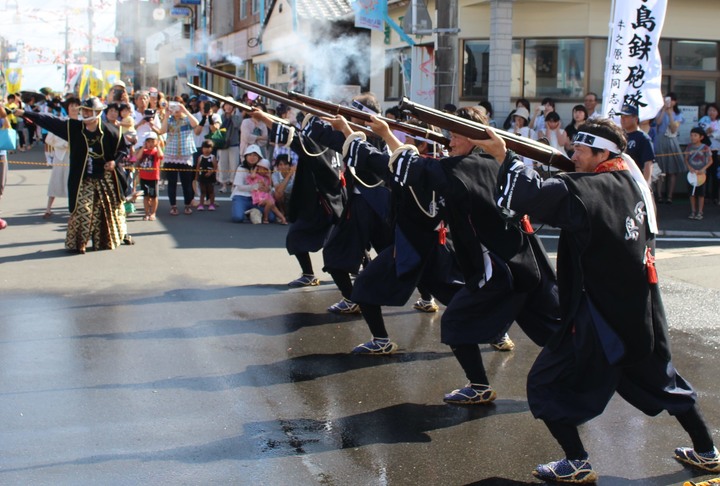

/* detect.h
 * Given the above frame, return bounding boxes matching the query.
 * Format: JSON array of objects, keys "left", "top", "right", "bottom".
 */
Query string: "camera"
[
  {"left": 169, "top": 101, "right": 181, "bottom": 112},
  {"left": 143, "top": 108, "right": 156, "bottom": 121}
]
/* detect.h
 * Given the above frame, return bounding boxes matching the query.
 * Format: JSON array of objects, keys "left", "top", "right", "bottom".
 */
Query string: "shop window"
[
  {"left": 240, "top": 0, "right": 248, "bottom": 20},
  {"left": 672, "top": 41, "right": 717, "bottom": 71},
  {"left": 462, "top": 40, "right": 490, "bottom": 98},
  {"left": 510, "top": 40, "right": 522, "bottom": 98},
  {"left": 588, "top": 38, "right": 608, "bottom": 98},
  {"left": 523, "top": 39, "right": 585, "bottom": 99},
  {"left": 385, "top": 47, "right": 411, "bottom": 101}
]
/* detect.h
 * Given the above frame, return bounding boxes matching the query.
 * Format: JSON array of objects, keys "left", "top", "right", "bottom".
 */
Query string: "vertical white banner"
[{"left": 601, "top": 0, "right": 667, "bottom": 122}]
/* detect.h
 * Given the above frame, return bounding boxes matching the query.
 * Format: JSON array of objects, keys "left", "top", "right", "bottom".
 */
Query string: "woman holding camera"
[
  {"left": 158, "top": 96, "right": 199, "bottom": 215},
  {"left": 654, "top": 92, "right": 684, "bottom": 204}
]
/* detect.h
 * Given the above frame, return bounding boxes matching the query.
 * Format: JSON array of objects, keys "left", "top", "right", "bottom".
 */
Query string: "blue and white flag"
[
  {"left": 601, "top": 0, "right": 667, "bottom": 122},
  {"left": 352, "top": 0, "right": 386, "bottom": 32}
]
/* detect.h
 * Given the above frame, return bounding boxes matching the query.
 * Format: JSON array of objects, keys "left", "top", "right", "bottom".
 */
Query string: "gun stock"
[{"left": 399, "top": 97, "right": 575, "bottom": 172}]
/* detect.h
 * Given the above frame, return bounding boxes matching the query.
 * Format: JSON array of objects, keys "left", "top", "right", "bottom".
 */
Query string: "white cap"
[
  {"left": 257, "top": 159, "right": 271, "bottom": 170},
  {"left": 113, "top": 80, "right": 126, "bottom": 88},
  {"left": 144, "top": 131, "right": 158, "bottom": 141}
]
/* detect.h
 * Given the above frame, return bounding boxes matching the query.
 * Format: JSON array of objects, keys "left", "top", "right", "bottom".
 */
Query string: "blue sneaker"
[
  {"left": 675, "top": 446, "right": 720, "bottom": 472},
  {"left": 533, "top": 457, "right": 597, "bottom": 483},
  {"left": 443, "top": 384, "right": 496, "bottom": 405},
  {"left": 288, "top": 274, "right": 320, "bottom": 288},
  {"left": 352, "top": 338, "right": 398, "bottom": 355},
  {"left": 328, "top": 298, "right": 360, "bottom": 314}
]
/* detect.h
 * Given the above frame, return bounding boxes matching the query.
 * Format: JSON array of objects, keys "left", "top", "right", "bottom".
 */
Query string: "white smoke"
[{"left": 262, "top": 28, "right": 390, "bottom": 101}]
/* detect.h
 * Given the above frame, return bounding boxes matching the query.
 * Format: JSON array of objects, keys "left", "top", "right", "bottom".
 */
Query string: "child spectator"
[
  {"left": 271, "top": 154, "right": 295, "bottom": 217},
  {"left": 685, "top": 127, "right": 713, "bottom": 220},
  {"left": 537, "top": 111, "right": 568, "bottom": 178},
  {"left": 118, "top": 103, "right": 135, "bottom": 132},
  {"left": 246, "top": 158, "right": 287, "bottom": 224},
  {"left": 134, "top": 132, "right": 164, "bottom": 221},
  {"left": 195, "top": 140, "right": 218, "bottom": 211}
]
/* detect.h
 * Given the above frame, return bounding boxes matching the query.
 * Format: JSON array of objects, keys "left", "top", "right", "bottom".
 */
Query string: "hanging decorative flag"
[
  {"left": 66, "top": 64, "right": 83, "bottom": 94},
  {"left": 103, "top": 70, "right": 121, "bottom": 97},
  {"left": 352, "top": 0, "right": 386, "bottom": 32},
  {"left": 6, "top": 68, "right": 22, "bottom": 94},
  {"left": 601, "top": 0, "right": 667, "bottom": 121}
]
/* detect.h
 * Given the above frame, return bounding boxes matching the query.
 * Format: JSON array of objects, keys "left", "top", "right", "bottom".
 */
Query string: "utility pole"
[
  {"left": 434, "top": 0, "right": 458, "bottom": 109},
  {"left": 64, "top": 15, "right": 70, "bottom": 86},
  {"left": 87, "top": 0, "right": 94, "bottom": 65}
]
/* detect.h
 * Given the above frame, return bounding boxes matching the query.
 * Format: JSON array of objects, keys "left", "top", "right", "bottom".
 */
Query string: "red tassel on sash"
[
  {"left": 645, "top": 246, "right": 658, "bottom": 284},
  {"left": 438, "top": 222, "right": 447, "bottom": 245},
  {"left": 521, "top": 215, "right": 533, "bottom": 233}
]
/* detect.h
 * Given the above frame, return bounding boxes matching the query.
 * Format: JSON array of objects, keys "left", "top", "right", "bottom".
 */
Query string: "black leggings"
[
  {"left": 165, "top": 162, "right": 195, "bottom": 206},
  {"left": 328, "top": 269, "right": 354, "bottom": 300},
  {"left": 450, "top": 344, "right": 489, "bottom": 385},
  {"left": 296, "top": 252, "right": 314, "bottom": 276}
]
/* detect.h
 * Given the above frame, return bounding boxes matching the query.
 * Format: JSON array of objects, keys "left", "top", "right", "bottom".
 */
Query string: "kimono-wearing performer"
[
  {"left": 301, "top": 93, "right": 394, "bottom": 314},
  {"left": 17, "top": 97, "right": 131, "bottom": 253},
  {"left": 327, "top": 115, "right": 465, "bottom": 355},
  {"left": 384, "top": 106, "right": 560, "bottom": 404},
  {"left": 486, "top": 118, "right": 718, "bottom": 483},
  {"left": 251, "top": 110, "right": 345, "bottom": 287}
]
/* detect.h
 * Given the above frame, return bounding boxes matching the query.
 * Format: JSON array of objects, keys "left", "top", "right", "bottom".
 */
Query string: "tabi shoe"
[
  {"left": 696, "top": 212, "right": 704, "bottom": 220},
  {"left": 675, "top": 446, "right": 720, "bottom": 472},
  {"left": 327, "top": 298, "right": 360, "bottom": 315},
  {"left": 443, "top": 383, "right": 497, "bottom": 405},
  {"left": 490, "top": 333, "right": 516, "bottom": 351},
  {"left": 412, "top": 298, "right": 439, "bottom": 313},
  {"left": 288, "top": 274, "right": 320, "bottom": 288},
  {"left": 533, "top": 457, "right": 598, "bottom": 484},
  {"left": 351, "top": 338, "right": 398, "bottom": 355}
]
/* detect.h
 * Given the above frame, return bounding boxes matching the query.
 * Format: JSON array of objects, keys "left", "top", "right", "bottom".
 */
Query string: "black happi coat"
[
  {"left": 557, "top": 171, "right": 670, "bottom": 364},
  {"left": 344, "top": 136, "right": 463, "bottom": 306},
  {"left": 303, "top": 117, "right": 391, "bottom": 223},
  {"left": 269, "top": 122, "right": 344, "bottom": 255},
  {"left": 496, "top": 152, "right": 670, "bottom": 365},
  {"left": 22, "top": 112, "right": 125, "bottom": 212},
  {"left": 403, "top": 149, "right": 546, "bottom": 292},
  {"left": 345, "top": 135, "right": 450, "bottom": 275}
]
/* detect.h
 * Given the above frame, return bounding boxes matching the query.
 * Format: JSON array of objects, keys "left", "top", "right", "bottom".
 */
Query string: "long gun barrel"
[
  {"left": 227, "top": 77, "right": 377, "bottom": 139},
  {"left": 285, "top": 91, "right": 450, "bottom": 146},
  {"left": 399, "top": 97, "right": 575, "bottom": 172},
  {"left": 186, "top": 82, "right": 288, "bottom": 126},
  {"left": 197, "top": 63, "right": 449, "bottom": 146}
]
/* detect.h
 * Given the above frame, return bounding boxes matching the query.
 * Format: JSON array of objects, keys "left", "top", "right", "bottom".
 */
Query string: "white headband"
[{"left": 573, "top": 132, "right": 621, "bottom": 154}]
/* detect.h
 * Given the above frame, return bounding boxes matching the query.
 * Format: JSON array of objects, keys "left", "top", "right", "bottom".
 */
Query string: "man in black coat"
[{"left": 485, "top": 118, "right": 718, "bottom": 483}]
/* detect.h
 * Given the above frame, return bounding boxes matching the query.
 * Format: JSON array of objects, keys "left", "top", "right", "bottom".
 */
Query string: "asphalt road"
[{"left": 1, "top": 148, "right": 720, "bottom": 485}]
